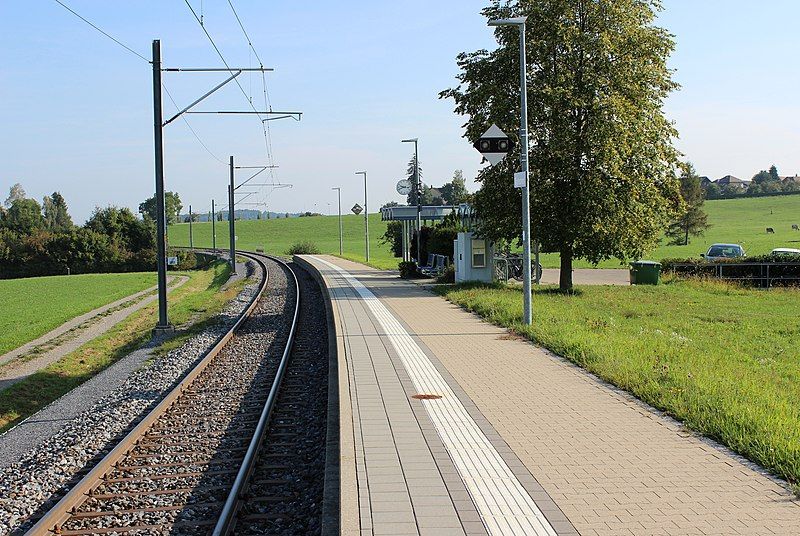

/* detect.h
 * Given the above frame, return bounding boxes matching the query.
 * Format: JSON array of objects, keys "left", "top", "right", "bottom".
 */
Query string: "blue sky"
[{"left": 1, "top": 1, "right": 798, "bottom": 222}]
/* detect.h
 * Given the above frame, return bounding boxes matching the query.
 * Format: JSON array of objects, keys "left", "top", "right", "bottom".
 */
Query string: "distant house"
[
  {"left": 699, "top": 176, "right": 712, "bottom": 188},
  {"left": 715, "top": 175, "right": 749, "bottom": 189},
  {"left": 781, "top": 175, "right": 800, "bottom": 185}
]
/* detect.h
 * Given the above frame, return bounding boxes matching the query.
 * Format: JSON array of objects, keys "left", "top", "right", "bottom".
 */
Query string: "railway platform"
[{"left": 299, "top": 255, "right": 800, "bottom": 536}]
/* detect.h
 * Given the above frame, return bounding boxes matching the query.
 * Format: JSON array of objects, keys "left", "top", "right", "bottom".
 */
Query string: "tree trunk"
[
  {"left": 684, "top": 227, "right": 689, "bottom": 246},
  {"left": 559, "top": 246, "right": 573, "bottom": 292}
]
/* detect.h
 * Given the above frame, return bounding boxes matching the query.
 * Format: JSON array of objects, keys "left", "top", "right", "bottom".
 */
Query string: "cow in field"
[{"left": 766, "top": 227, "right": 775, "bottom": 234}]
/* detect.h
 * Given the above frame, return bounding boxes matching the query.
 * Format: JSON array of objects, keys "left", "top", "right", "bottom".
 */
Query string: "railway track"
[{"left": 21, "top": 253, "right": 331, "bottom": 536}]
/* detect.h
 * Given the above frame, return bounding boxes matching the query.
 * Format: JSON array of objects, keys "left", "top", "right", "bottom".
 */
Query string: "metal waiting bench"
[{"left": 419, "top": 254, "right": 448, "bottom": 277}]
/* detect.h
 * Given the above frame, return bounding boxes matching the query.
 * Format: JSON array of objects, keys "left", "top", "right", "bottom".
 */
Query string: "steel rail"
[
  {"left": 24, "top": 252, "right": 270, "bottom": 536},
  {"left": 212, "top": 253, "right": 301, "bottom": 535}
]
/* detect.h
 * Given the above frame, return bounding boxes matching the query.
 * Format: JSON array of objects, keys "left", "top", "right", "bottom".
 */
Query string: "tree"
[
  {"left": 441, "top": 0, "right": 681, "bottom": 290},
  {"left": 1, "top": 198, "right": 45, "bottom": 234},
  {"left": 42, "top": 192, "right": 73, "bottom": 232},
  {"left": 138, "top": 192, "right": 183, "bottom": 224},
  {"left": 440, "top": 170, "right": 470, "bottom": 205},
  {"left": 86, "top": 206, "right": 155, "bottom": 253},
  {"left": 769, "top": 164, "right": 780, "bottom": 183},
  {"left": 752, "top": 170, "right": 771, "bottom": 185},
  {"left": 665, "top": 163, "right": 710, "bottom": 245},
  {"left": 406, "top": 156, "right": 424, "bottom": 205},
  {"left": 4, "top": 183, "right": 26, "bottom": 208}
]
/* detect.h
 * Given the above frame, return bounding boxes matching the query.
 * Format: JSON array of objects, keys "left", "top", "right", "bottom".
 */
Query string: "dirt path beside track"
[{"left": 0, "top": 276, "right": 188, "bottom": 392}]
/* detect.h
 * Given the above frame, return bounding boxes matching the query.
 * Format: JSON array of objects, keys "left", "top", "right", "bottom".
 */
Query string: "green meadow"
[
  {"left": 169, "top": 212, "right": 398, "bottom": 269},
  {"left": 0, "top": 261, "right": 243, "bottom": 432},
  {"left": 436, "top": 278, "right": 800, "bottom": 485},
  {"left": 0, "top": 273, "right": 156, "bottom": 356},
  {"left": 168, "top": 194, "right": 800, "bottom": 269}
]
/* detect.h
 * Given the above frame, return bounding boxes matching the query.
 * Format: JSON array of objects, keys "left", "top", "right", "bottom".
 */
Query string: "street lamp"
[
  {"left": 401, "top": 138, "right": 421, "bottom": 262},
  {"left": 488, "top": 15, "right": 533, "bottom": 325},
  {"left": 355, "top": 171, "right": 369, "bottom": 262},
  {"left": 332, "top": 187, "right": 343, "bottom": 255}
]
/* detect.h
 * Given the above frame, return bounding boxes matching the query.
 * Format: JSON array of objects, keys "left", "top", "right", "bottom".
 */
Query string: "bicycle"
[{"left": 507, "top": 255, "right": 543, "bottom": 282}]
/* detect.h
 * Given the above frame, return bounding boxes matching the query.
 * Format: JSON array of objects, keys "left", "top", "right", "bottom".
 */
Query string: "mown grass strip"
[
  {"left": 0, "top": 261, "right": 245, "bottom": 433},
  {"left": 0, "top": 272, "right": 157, "bottom": 356},
  {"left": 435, "top": 278, "right": 800, "bottom": 485}
]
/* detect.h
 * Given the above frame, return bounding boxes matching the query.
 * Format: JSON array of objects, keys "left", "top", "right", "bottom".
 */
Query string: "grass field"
[
  {"left": 0, "top": 261, "right": 243, "bottom": 432},
  {"left": 436, "top": 279, "right": 800, "bottom": 485},
  {"left": 540, "top": 194, "right": 800, "bottom": 268},
  {"left": 169, "top": 213, "right": 398, "bottom": 269},
  {"left": 168, "top": 194, "right": 800, "bottom": 269},
  {"left": 0, "top": 273, "right": 156, "bottom": 356}
]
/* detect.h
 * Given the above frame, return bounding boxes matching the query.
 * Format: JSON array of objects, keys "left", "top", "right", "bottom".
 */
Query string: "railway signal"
[{"left": 473, "top": 124, "right": 514, "bottom": 166}]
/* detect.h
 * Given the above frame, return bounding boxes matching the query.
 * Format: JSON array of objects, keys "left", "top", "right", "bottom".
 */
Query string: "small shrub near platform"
[
  {"left": 286, "top": 241, "right": 320, "bottom": 255},
  {"left": 398, "top": 261, "right": 418, "bottom": 279},
  {"left": 436, "top": 265, "right": 455, "bottom": 284}
]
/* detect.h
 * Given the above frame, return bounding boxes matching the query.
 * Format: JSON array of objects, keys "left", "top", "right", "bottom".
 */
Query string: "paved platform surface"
[{"left": 305, "top": 255, "right": 800, "bottom": 536}]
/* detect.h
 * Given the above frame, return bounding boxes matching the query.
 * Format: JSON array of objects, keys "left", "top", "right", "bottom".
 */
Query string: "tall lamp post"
[
  {"left": 488, "top": 16, "right": 533, "bottom": 325},
  {"left": 401, "top": 138, "right": 421, "bottom": 262},
  {"left": 332, "top": 187, "right": 343, "bottom": 255},
  {"left": 355, "top": 172, "right": 369, "bottom": 262}
]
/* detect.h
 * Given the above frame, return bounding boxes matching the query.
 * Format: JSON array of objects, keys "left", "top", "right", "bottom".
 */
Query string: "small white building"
[{"left": 454, "top": 232, "right": 494, "bottom": 283}]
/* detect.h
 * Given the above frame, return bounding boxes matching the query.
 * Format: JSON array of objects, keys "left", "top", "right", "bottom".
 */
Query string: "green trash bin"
[{"left": 630, "top": 260, "right": 661, "bottom": 285}]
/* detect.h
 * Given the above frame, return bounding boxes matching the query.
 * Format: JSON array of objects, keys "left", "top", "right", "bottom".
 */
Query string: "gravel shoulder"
[
  {"left": 0, "top": 276, "right": 189, "bottom": 393},
  {"left": 0, "top": 262, "right": 260, "bottom": 535}
]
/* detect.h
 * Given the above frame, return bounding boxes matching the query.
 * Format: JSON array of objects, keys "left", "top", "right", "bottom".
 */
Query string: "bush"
[
  {"left": 286, "top": 241, "right": 320, "bottom": 255},
  {"left": 661, "top": 255, "right": 800, "bottom": 287},
  {"left": 410, "top": 225, "right": 459, "bottom": 264},
  {"left": 436, "top": 265, "right": 455, "bottom": 284},
  {"left": 381, "top": 221, "right": 403, "bottom": 258},
  {"left": 398, "top": 261, "right": 419, "bottom": 279}
]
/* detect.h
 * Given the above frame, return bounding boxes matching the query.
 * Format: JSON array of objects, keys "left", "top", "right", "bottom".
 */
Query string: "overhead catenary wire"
[
  {"left": 229, "top": 0, "right": 279, "bottom": 183},
  {"left": 52, "top": 0, "right": 149, "bottom": 62},
  {"left": 182, "top": 0, "right": 274, "bottom": 161},
  {"left": 51, "top": 0, "right": 229, "bottom": 167},
  {"left": 162, "top": 85, "right": 227, "bottom": 165}
]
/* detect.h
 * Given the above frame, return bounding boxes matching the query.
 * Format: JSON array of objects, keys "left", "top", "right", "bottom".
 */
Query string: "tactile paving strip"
[{"left": 316, "top": 257, "right": 557, "bottom": 536}]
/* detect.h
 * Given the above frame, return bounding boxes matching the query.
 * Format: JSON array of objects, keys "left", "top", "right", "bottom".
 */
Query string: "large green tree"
[
  {"left": 441, "top": 0, "right": 681, "bottom": 290},
  {"left": 86, "top": 206, "right": 155, "bottom": 253},
  {"left": 42, "top": 192, "right": 73, "bottom": 232},
  {"left": 440, "top": 169, "right": 471, "bottom": 205},
  {"left": 405, "top": 156, "right": 424, "bottom": 205},
  {"left": 665, "top": 163, "right": 709, "bottom": 246},
  {"left": 2, "top": 198, "right": 45, "bottom": 234},
  {"left": 138, "top": 191, "right": 183, "bottom": 225}
]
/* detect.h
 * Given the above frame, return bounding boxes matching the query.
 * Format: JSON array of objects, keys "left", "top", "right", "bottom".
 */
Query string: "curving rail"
[{"left": 23, "top": 252, "right": 300, "bottom": 536}]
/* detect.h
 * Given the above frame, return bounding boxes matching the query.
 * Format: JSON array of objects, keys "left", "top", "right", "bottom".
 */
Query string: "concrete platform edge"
[{"left": 295, "top": 255, "right": 357, "bottom": 534}]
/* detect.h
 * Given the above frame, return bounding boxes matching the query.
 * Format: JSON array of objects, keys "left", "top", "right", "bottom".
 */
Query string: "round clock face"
[{"left": 396, "top": 179, "right": 413, "bottom": 196}]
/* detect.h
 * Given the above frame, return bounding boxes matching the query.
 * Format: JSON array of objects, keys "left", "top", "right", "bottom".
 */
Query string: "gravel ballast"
[{"left": 0, "top": 261, "right": 262, "bottom": 536}]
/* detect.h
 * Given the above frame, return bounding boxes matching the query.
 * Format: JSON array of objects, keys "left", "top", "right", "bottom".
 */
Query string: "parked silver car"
[
  {"left": 702, "top": 243, "right": 746, "bottom": 261},
  {"left": 771, "top": 248, "right": 800, "bottom": 256}
]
